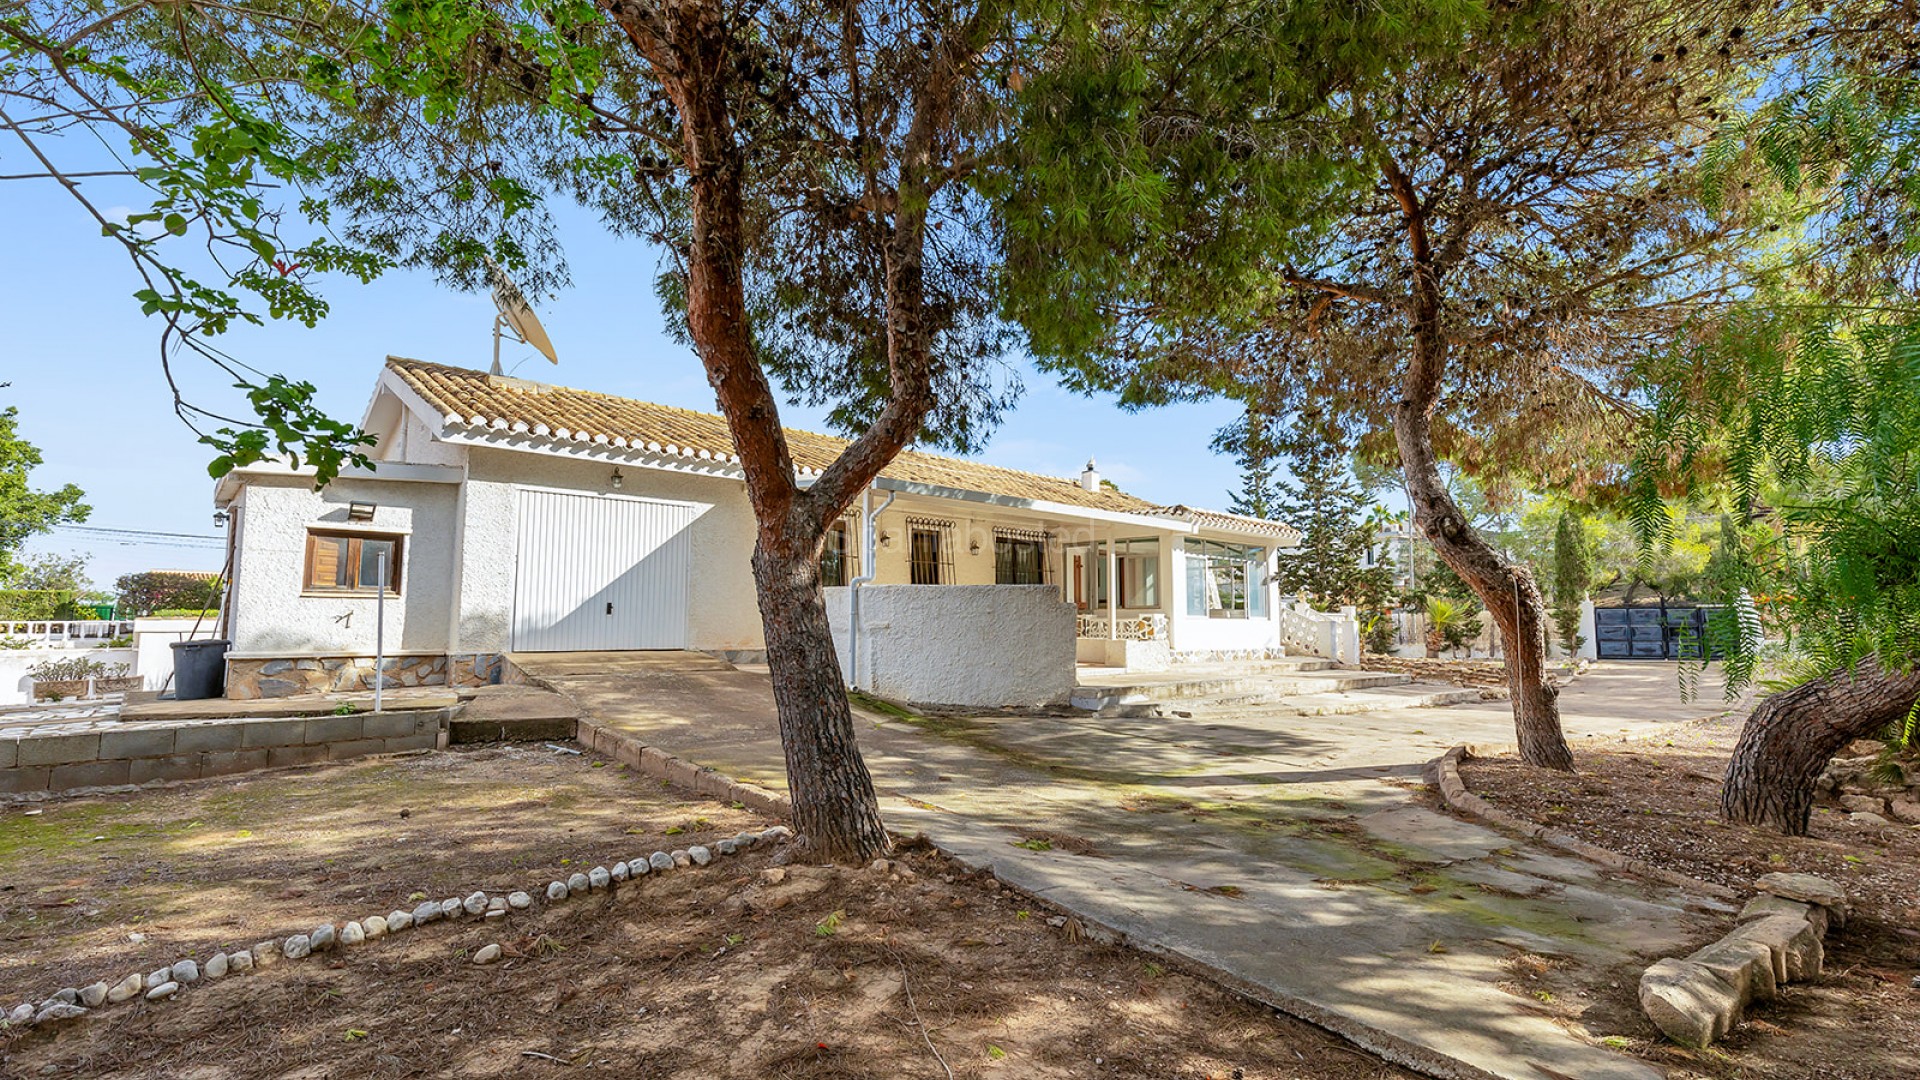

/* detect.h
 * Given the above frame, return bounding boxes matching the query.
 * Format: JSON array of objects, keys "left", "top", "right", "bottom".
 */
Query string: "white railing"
[
  {"left": 1076, "top": 612, "right": 1169, "bottom": 642},
  {"left": 1279, "top": 602, "right": 1360, "bottom": 663},
  {"left": 2, "top": 620, "right": 134, "bottom": 645}
]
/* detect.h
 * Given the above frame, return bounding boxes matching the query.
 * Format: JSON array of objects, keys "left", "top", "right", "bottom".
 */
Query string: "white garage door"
[{"left": 511, "top": 488, "right": 695, "bottom": 651}]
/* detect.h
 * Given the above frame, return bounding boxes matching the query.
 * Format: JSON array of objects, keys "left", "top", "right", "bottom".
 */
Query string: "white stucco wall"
[
  {"left": 132, "top": 617, "right": 211, "bottom": 692},
  {"left": 227, "top": 476, "right": 458, "bottom": 657},
  {"left": 824, "top": 584, "right": 1075, "bottom": 708},
  {"left": 457, "top": 448, "right": 764, "bottom": 653},
  {"left": 0, "top": 647, "right": 140, "bottom": 706}
]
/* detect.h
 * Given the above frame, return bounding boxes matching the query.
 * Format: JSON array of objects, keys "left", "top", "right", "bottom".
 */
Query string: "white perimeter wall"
[
  {"left": 825, "top": 584, "right": 1075, "bottom": 708},
  {"left": 0, "top": 647, "right": 139, "bottom": 706},
  {"left": 227, "top": 476, "right": 459, "bottom": 657},
  {"left": 457, "top": 448, "right": 764, "bottom": 654}
]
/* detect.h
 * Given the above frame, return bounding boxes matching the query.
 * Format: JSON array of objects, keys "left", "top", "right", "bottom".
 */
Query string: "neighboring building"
[
  {"left": 212, "top": 358, "right": 1300, "bottom": 699},
  {"left": 1360, "top": 522, "right": 1418, "bottom": 590}
]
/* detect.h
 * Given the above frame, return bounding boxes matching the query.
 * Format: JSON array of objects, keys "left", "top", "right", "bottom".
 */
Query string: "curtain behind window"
[{"left": 910, "top": 528, "right": 942, "bottom": 584}]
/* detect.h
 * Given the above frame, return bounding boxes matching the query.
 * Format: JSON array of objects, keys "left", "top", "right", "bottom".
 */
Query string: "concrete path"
[{"left": 523, "top": 656, "right": 1744, "bottom": 1080}]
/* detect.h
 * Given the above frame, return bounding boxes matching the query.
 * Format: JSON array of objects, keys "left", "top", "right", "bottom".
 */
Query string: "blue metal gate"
[{"left": 1592, "top": 605, "right": 1716, "bottom": 660}]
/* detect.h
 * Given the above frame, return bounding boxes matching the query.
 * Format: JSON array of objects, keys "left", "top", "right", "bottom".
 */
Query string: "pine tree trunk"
[
  {"left": 1721, "top": 658, "right": 1920, "bottom": 835},
  {"left": 1385, "top": 164, "right": 1574, "bottom": 771},
  {"left": 753, "top": 536, "right": 891, "bottom": 862}
]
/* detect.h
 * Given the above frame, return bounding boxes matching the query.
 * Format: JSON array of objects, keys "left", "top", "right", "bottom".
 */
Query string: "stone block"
[
  {"left": 326, "top": 738, "right": 387, "bottom": 761},
  {"left": 302, "top": 715, "right": 365, "bottom": 745},
  {"left": 0, "top": 766, "right": 51, "bottom": 794},
  {"left": 130, "top": 755, "right": 204, "bottom": 784},
  {"left": 17, "top": 733, "right": 101, "bottom": 767},
  {"left": 1755, "top": 872, "right": 1848, "bottom": 924},
  {"left": 1686, "top": 937, "right": 1777, "bottom": 1005},
  {"left": 241, "top": 719, "right": 308, "bottom": 748},
  {"left": 362, "top": 712, "right": 429, "bottom": 739},
  {"left": 639, "top": 745, "right": 673, "bottom": 777},
  {"left": 381, "top": 734, "right": 437, "bottom": 754},
  {"left": 99, "top": 727, "right": 178, "bottom": 760},
  {"left": 1640, "top": 958, "right": 1741, "bottom": 1048},
  {"left": 51, "top": 759, "right": 132, "bottom": 789},
  {"left": 0, "top": 739, "right": 13, "bottom": 769},
  {"left": 1728, "top": 913, "right": 1824, "bottom": 983},
  {"left": 694, "top": 768, "right": 732, "bottom": 798},
  {"left": 174, "top": 724, "right": 243, "bottom": 754},
  {"left": 1738, "top": 893, "right": 1827, "bottom": 938},
  {"left": 267, "top": 744, "right": 328, "bottom": 769},
  {"left": 201, "top": 748, "right": 271, "bottom": 777}
]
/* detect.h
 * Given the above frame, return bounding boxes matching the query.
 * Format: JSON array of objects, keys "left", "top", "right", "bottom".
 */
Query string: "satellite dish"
[{"left": 483, "top": 257, "right": 558, "bottom": 374}]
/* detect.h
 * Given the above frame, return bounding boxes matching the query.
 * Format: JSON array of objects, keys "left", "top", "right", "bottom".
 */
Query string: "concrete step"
[
  {"left": 1070, "top": 669, "right": 1411, "bottom": 715},
  {"left": 1268, "top": 682, "right": 1485, "bottom": 717}
]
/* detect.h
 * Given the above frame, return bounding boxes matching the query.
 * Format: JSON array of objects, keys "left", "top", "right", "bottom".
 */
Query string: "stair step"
[
  {"left": 1272, "top": 683, "right": 1485, "bottom": 716},
  {"left": 1070, "top": 669, "right": 1413, "bottom": 715}
]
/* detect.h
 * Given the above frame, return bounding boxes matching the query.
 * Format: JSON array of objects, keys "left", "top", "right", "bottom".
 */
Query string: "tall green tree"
[
  {"left": 1000, "top": 0, "right": 1792, "bottom": 770},
  {"left": 1271, "top": 412, "right": 1382, "bottom": 608},
  {"left": 1550, "top": 510, "right": 1592, "bottom": 655},
  {"left": 1213, "top": 405, "right": 1282, "bottom": 519},
  {"left": 0, "top": 405, "right": 88, "bottom": 579}
]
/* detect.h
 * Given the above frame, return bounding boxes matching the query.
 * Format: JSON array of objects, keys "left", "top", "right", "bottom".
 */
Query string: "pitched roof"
[
  {"left": 1151, "top": 505, "right": 1302, "bottom": 543},
  {"left": 385, "top": 357, "right": 1297, "bottom": 541}
]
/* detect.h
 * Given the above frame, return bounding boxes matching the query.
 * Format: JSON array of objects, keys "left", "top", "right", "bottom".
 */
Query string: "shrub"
[
  {"left": 28, "top": 656, "right": 109, "bottom": 682},
  {"left": 115, "top": 571, "right": 221, "bottom": 617},
  {"left": 0, "top": 589, "right": 81, "bottom": 620}
]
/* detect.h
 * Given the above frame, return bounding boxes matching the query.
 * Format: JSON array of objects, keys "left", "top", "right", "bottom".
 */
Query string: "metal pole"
[{"left": 375, "top": 549, "right": 387, "bottom": 713}]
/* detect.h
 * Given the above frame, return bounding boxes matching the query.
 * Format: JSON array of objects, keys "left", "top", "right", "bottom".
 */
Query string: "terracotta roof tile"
[{"left": 386, "top": 356, "right": 1296, "bottom": 540}]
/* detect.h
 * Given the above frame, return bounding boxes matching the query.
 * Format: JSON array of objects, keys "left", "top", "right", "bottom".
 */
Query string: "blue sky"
[{"left": 2, "top": 177, "right": 1255, "bottom": 587}]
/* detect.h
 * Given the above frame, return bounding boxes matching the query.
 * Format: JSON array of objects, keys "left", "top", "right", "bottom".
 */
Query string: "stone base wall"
[{"left": 227, "top": 653, "right": 511, "bottom": 699}]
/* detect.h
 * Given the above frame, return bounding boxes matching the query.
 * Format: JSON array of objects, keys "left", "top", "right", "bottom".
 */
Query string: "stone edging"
[
  {"left": 1429, "top": 744, "right": 1740, "bottom": 902},
  {"left": 1, "top": 824, "right": 797, "bottom": 1033},
  {"left": 573, "top": 716, "right": 793, "bottom": 818}
]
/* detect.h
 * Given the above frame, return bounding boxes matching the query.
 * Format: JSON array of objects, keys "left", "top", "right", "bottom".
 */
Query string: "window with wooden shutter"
[{"left": 304, "top": 531, "right": 402, "bottom": 595}]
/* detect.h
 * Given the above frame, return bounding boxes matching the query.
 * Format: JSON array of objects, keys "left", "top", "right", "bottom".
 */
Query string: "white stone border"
[{"left": 0, "top": 826, "right": 795, "bottom": 1032}]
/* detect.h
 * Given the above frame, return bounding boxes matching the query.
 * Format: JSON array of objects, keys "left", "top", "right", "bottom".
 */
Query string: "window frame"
[
  {"left": 303, "top": 529, "right": 404, "bottom": 596},
  {"left": 993, "top": 528, "right": 1050, "bottom": 586},
  {"left": 1185, "top": 539, "right": 1266, "bottom": 618},
  {"left": 820, "top": 517, "right": 860, "bottom": 588},
  {"left": 907, "top": 517, "right": 955, "bottom": 585}
]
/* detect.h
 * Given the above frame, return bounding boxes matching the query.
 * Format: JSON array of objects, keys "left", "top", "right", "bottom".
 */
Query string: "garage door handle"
[{"left": 606, "top": 602, "right": 613, "bottom": 616}]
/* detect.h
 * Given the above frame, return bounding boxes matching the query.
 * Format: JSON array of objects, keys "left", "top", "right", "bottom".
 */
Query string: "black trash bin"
[{"left": 170, "top": 639, "right": 231, "bottom": 700}]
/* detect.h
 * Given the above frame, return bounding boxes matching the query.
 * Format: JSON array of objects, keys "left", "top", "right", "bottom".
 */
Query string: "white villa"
[{"left": 211, "top": 358, "right": 1306, "bottom": 703}]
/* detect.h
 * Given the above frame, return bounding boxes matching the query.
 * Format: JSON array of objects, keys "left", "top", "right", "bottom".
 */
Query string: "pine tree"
[
  {"left": 1271, "top": 417, "right": 1379, "bottom": 607},
  {"left": 1212, "top": 406, "right": 1281, "bottom": 519}
]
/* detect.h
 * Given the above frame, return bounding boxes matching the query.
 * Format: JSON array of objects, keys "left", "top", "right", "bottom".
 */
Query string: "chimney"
[{"left": 1080, "top": 458, "right": 1101, "bottom": 492}]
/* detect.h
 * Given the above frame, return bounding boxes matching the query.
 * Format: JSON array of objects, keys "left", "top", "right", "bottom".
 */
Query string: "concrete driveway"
[{"left": 528, "top": 656, "right": 1744, "bottom": 1080}]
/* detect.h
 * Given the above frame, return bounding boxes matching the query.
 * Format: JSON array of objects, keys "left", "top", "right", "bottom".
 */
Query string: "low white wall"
[
  {"left": 825, "top": 585, "right": 1075, "bottom": 708},
  {"left": 0, "top": 647, "right": 140, "bottom": 706},
  {"left": 133, "top": 617, "right": 216, "bottom": 694}
]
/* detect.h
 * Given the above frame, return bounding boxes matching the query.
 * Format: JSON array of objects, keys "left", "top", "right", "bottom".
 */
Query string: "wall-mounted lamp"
[
  {"left": 213, "top": 509, "right": 230, "bottom": 529},
  {"left": 878, "top": 530, "right": 892, "bottom": 547},
  {"left": 968, "top": 539, "right": 981, "bottom": 555},
  {"left": 347, "top": 501, "right": 377, "bottom": 522},
  {"left": 611, "top": 468, "right": 625, "bottom": 490}
]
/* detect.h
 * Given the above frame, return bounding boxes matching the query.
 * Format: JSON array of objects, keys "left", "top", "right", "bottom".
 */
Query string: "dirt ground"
[
  {"left": 1461, "top": 715, "right": 1920, "bottom": 1080},
  {"left": 0, "top": 744, "right": 1416, "bottom": 1080}
]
